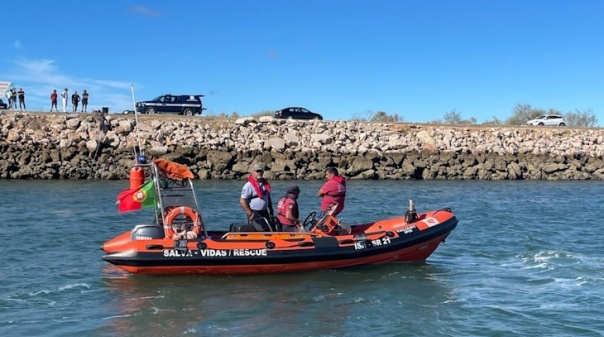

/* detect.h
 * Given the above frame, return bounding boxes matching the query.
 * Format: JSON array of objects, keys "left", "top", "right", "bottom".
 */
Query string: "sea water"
[{"left": 0, "top": 179, "right": 603, "bottom": 337}]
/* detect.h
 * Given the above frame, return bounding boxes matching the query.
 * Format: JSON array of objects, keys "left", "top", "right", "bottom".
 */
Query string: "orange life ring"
[{"left": 163, "top": 206, "right": 202, "bottom": 239}]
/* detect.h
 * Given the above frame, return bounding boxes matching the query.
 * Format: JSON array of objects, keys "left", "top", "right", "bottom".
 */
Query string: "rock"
[
  {"left": 266, "top": 137, "right": 285, "bottom": 151},
  {"left": 0, "top": 112, "right": 603, "bottom": 180},
  {"left": 86, "top": 140, "right": 98, "bottom": 152},
  {"left": 66, "top": 118, "right": 81, "bottom": 129}
]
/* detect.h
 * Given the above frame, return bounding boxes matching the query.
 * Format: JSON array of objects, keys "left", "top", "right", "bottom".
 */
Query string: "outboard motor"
[
  {"left": 131, "top": 224, "right": 165, "bottom": 240},
  {"left": 405, "top": 199, "right": 418, "bottom": 223}
]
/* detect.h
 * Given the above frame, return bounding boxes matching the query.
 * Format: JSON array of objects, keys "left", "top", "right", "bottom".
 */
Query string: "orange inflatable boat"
[{"left": 102, "top": 159, "right": 458, "bottom": 275}]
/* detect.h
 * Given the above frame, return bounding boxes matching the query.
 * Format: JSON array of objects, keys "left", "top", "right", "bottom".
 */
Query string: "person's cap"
[
  {"left": 252, "top": 164, "right": 265, "bottom": 172},
  {"left": 287, "top": 186, "right": 300, "bottom": 194}
]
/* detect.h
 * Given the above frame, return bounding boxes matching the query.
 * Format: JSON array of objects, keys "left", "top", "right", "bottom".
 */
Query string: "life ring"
[{"left": 164, "top": 206, "right": 202, "bottom": 239}]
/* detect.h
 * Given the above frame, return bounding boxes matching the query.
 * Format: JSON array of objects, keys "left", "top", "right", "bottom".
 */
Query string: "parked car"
[
  {"left": 0, "top": 98, "right": 7, "bottom": 109},
  {"left": 135, "top": 94, "right": 205, "bottom": 116},
  {"left": 274, "top": 107, "right": 323, "bottom": 120},
  {"left": 526, "top": 115, "right": 566, "bottom": 126}
]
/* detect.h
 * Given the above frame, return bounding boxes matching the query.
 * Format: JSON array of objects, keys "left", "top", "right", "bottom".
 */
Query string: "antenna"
[{"left": 131, "top": 85, "right": 145, "bottom": 163}]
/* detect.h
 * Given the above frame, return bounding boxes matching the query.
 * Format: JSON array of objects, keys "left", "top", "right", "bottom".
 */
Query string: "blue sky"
[{"left": 1, "top": 0, "right": 603, "bottom": 124}]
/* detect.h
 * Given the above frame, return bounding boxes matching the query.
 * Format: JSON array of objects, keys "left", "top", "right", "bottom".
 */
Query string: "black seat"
[
  {"left": 250, "top": 218, "right": 271, "bottom": 231},
  {"left": 229, "top": 217, "right": 282, "bottom": 232},
  {"left": 229, "top": 223, "right": 257, "bottom": 232}
]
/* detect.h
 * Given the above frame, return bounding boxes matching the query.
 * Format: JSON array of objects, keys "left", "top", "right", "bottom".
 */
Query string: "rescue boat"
[{"left": 101, "top": 159, "right": 458, "bottom": 275}]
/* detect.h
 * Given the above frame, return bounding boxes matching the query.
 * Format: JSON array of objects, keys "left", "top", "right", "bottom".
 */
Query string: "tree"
[
  {"left": 370, "top": 111, "right": 401, "bottom": 123},
  {"left": 434, "top": 109, "right": 476, "bottom": 125},
  {"left": 351, "top": 109, "right": 374, "bottom": 121},
  {"left": 564, "top": 109, "right": 597, "bottom": 127},
  {"left": 505, "top": 104, "right": 545, "bottom": 125},
  {"left": 352, "top": 110, "right": 402, "bottom": 122},
  {"left": 481, "top": 116, "right": 503, "bottom": 125},
  {"left": 505, "top": 104, "right": 598, "bottom": 127}
]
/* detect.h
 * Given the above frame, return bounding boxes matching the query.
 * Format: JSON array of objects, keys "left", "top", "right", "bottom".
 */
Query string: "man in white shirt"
[
  {"left": 61, "top": 88, "right": 68, "bottom": 113},
  {"left": 239, "top": 164, "right": 274, "bottom": 231}
]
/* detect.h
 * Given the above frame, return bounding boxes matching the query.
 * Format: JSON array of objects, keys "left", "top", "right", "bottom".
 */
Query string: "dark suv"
[
  {"left": 274, "top": 107, "right": 323, "bottom": 120},
  {"left": 0, "top": 98, "right": 7, "bottom": 109},
  {"left": 135, "top": 94, "right": 205, "bottom": 116}
]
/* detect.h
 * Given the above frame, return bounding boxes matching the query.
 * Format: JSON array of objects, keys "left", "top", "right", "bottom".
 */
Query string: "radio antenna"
[{"left": 131, "top": 85, "right": 144, "bottom": 162}]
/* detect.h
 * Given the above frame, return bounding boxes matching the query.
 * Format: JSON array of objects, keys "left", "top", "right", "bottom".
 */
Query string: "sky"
[{"left": 1, "top": 0, "right": 603, "bottom": 124}]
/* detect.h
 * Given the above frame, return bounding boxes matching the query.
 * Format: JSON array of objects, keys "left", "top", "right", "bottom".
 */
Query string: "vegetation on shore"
[
  {"left": 350, "top": 104, "right": 597, "bottom": 127},
  {"left": 200, "top": 103, "right": 597, "bottom": 127}
]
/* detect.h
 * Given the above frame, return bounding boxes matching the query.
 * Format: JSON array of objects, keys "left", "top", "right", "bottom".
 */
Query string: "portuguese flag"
[{"left": 117, "top": 180, "right": 157, "bottom": 213}]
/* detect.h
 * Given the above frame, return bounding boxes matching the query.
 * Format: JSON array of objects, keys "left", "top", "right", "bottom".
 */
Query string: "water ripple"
[{"left": 1, "top": 180, "right": 604, "bottom": 337}]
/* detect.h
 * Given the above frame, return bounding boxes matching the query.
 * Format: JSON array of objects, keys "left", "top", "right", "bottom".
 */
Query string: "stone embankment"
[{"left": 1, "top": 111, "right": 603, "bottom": 180}]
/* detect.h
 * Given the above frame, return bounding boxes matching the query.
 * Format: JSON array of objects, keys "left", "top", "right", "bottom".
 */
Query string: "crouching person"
[
  {"left": 277, "top": 186, "right": 302, "bottom": 232},
  {"left": 172, "top": 224, "right": 198, "bottom": 240}
]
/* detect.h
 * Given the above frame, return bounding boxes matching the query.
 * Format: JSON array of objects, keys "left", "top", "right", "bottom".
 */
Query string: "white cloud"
[
  {"left": 5, "top": 58, "right": 136, "bottom": 113},
  {"left": 129, "top": 5, "right": 162, "bottom": 17}
]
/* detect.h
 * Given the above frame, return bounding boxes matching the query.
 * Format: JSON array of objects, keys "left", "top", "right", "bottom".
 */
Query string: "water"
[{"left": 1, "top": 179, "right": 603, "bottom": 337}]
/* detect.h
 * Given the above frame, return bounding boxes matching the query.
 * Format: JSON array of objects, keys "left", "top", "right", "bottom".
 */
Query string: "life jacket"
[
  {"left": 247, "top": 177, "right": 270, "bottom": 200},
  {"left": 277, "top": 195, "right": 298, "bottom": 225}
]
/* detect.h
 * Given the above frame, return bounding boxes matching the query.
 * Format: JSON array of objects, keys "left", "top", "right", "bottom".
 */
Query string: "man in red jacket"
[
  {"left": 50, "top": 89, "right": 59, "bottom": 112},
  {"left": 317, "top": 167, "right": 346, "bottom": 216}
]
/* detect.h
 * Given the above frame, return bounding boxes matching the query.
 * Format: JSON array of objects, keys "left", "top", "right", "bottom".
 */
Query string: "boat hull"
[{"left": 102, "top": 210, "right": 457, "bottom": 275}]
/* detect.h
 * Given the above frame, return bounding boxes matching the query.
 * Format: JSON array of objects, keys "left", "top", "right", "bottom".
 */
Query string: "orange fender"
[{"left": 154, "top": 159, "right": 194, "bottom": 180}]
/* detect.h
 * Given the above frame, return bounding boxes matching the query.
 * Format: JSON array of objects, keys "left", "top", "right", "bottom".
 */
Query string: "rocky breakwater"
[{"left": 1, "top": 111, "right": 603, "bottom": 180}]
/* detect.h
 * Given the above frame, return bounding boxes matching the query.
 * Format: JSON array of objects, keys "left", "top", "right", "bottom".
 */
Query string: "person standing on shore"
[
  {"left": 17, "top": 88, "right": 25, "bottom": 111},
  {"left": 61, "top": 88, "right": 68, "bottom": 113},
  {"left": 71, "top": 91, "right": 80, "bottom": 112},
  {"left": 50, "top": 89, "right": 58, "bottom": 112},
  {"left": 10, "top": 88, "right": 17, "bottom": 110},
  {"left": 81, "top": 90, "right": 89, "bottom": 112}
]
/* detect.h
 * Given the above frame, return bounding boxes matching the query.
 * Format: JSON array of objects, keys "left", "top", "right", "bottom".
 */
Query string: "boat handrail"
[
  {"left": 220, "top": 232, "right": 318, "bottom": 241},
  {"left": 159, "top": 186, "right": 193, "bottom": 192}
]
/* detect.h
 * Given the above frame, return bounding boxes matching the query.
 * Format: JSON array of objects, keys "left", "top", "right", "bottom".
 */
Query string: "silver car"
[{"left": 526, "top": 115, "right": 566, "bottom": 126}]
